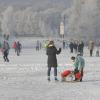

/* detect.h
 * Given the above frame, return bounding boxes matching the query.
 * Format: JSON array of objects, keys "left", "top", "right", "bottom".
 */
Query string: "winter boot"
[
  {"left": 55, "top": 77, "right": 59, "bottom": 81},
  {"left": 47, "top": 76, "right": 50, "bottom": 81}
]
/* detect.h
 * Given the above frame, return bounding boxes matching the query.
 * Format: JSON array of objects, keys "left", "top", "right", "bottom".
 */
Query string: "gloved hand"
[{"left": 59, "top": 48, "right": 61, "bottom": 51}]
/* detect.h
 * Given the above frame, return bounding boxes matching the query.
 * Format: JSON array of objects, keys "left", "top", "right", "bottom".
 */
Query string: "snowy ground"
[{"left": 0, "top": 48, "right": 100, "bottom": 100}]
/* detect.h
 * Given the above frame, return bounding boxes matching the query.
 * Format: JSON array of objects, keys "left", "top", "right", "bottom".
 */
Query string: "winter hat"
[
  {"left": 48, "top": 40, "right": 54, "bottom": 45},
  {"left": 77, "top": 52, "right": 81, "bottom": 56},
  {"left": 71, "top": 56, "right": 75, "bottom": 60},
  {"left": 49, "top": 40, "right": 54, "bottom": 44}
]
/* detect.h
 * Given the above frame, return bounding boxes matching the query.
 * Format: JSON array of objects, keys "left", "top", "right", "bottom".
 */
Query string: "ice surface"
[{"left": 0, "top": 48, "right": 100, "bottom": 100}]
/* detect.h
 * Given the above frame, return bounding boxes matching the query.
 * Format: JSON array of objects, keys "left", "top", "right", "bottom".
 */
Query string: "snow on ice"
[{"left": 0, "top": 48, "right": 100, "bottom": 100}]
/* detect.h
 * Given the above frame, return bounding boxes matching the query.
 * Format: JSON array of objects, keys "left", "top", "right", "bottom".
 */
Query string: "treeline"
[{"left": 0, "top": 0, "right": 100, "bottom": 40}]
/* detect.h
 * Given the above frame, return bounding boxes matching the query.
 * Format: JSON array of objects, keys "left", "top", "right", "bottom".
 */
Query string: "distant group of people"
[
  {"left": 69, "top": 40, "right": 100, "bottom": 57},
  {"left": 69, "top": 40, "right": 84, "bottom": 56},
  {"left": 0, "top": 38, "right": 99, "bottom": 83},
  {"left": 0, "top": 40, "right": 22, "bottom": 62},
  {"left": 12, "top": 41, "right": 22, "bottom": 56}
]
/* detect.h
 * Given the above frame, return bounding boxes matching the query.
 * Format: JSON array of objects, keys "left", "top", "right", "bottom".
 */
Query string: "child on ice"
[{"left": 61, "top": 53, "right": 85, "bottom": 82}]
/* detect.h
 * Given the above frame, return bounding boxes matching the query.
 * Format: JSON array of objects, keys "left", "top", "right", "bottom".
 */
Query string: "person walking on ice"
[
  {"left": 46, "top": 40, "right": 61, "bottom": 81},
  {"left": 2, "top": 41, "right": 10, "bottom": 62},
  {"left": 16, "top": 41, "right": 22, "bottom": 56},
  {"left": 89, "top": 41, "right": 94, "bottom": 56}
]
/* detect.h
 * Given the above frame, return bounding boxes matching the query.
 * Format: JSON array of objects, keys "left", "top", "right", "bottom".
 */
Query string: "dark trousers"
[
  {"left": 90, "top": 49, "right": 93, "bottom": 56},
  {"left": 47, "top": 67, "right": 57, "bottom": 76},
  {"left": 80, "top": 68, "right": 83, "bottom": 81},
  {"left": 70, "top": 48, "right": 73, "bottom": 53},
  {"left": 17, "top": 49, "right": 20, "bottom": 56},
  {"left": 3, "top": 51, "right": 9, "bottom": 62}
]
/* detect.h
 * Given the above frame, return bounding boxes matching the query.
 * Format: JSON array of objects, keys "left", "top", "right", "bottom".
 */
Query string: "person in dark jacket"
[
  {"left": 46, "top": 41, "right": 61, "bottom": 81},
  {"left": 36, "top": 40, "right": 40, "bottom": 51},
  {"left": 73, "top": 41, "right": 78, "bottom": 53},
  {"left": 78, "top": 41, "right": 84, "bottom": 56},
  {"left": 2, "top": 41, "right": 10, "bottom": 62},
  {"left": 16, "top": 41, "right": 22, "bottom": 56},
  {"left": 69, "top": 41, "right": 74, "bottom": 53}
]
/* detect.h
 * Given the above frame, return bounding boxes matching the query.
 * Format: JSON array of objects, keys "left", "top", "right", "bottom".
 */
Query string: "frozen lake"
[{"left": 0, "top": 48, "right": 100, "bottom": 100}]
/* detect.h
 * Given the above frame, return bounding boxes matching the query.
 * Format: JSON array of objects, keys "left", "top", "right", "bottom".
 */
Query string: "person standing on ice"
[
  {"left": 69, "top": 41, "right": 74, "bottom": 53},
  {"left": 12, "top": 41, "right": 17, "bottom": 53},
  {"left": 16, "top": 41, "right": 22, "bottom": 56},
  {"left": 46, "top": 40, "right": 61, "bottom": 81},
  {"left": 78, "top": 41, "right": 84, "bottom": 56},
  {"left": 2, "top": 41, "right": 10, "bottom": 62},
  {"left": 36, "top": 40, "right": 40, "bottom": 51},
  {"left": 88, "top": 41, "right": 94, "bottom": 56}
]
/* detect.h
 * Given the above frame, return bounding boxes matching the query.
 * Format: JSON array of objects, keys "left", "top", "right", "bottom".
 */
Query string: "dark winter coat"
[
  {"left": 73, "top": 43, "right": 78, "bottom": 51},
  {"left": 16, "top": 42, "right": 22, "bottom": 50},
  {"left": 2, "top": 41, "right": 10, "bottom": 54},
  {"left": 78, "top": 42, "right": 84, "bottom": 53},
  {"left": 69, "top": 42, "right": 74, "bottom": 49},
  {"left": 46, "top": 45, "right": 61, "bottom": 67}
]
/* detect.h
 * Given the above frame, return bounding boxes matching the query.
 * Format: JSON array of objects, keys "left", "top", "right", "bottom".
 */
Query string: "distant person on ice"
[
  {"left": 89, "top": 41, "right": 94, "bottom": 56},
  {"left": 2, "top": 41, "right": 10, "bottom": 62},
  {"left": 78, "top": 41, "right": 84, "bottom": 56},
  {"left": 69, "top": 41, "right": 74, "bottom": 53},
  {"left": 12, "top": 41, "right": 17, "bottom": 53},
  {"left": 36, "top": 40, "right": 40, "bottom": 51},
  {"left": 16, "top": 41, "right": 22, "bottom": 56},
  {"left": 46, "top": 40, "right": 61, "bottom": 81},
  {"left": 96, "top": 47, "right": 99, "bottom": 57}
]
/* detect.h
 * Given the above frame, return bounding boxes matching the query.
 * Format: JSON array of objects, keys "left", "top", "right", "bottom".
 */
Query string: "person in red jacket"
[{"left": 12, "top": 41, "right": 17, "bottom": 53}]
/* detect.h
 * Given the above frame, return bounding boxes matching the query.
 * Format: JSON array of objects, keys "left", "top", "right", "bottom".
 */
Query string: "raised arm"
[{"left": 56, "top": 48, "right": 61, "bottom": 54}]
